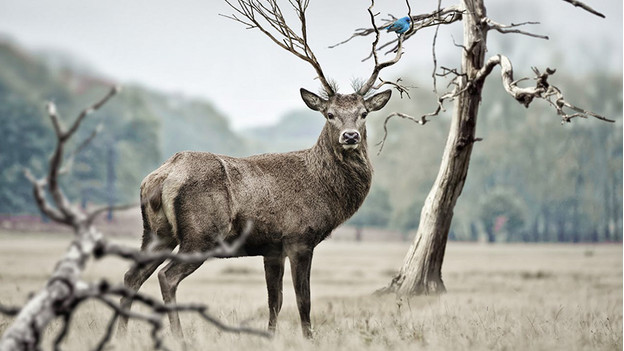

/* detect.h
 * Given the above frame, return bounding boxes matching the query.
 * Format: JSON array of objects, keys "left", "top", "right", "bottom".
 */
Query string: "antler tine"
[
  {"left": 224, "top": 0, "right": 335, "bottom": 96},
  {"left": 357, "top": 0, "right": 405, "bottom": 95}
]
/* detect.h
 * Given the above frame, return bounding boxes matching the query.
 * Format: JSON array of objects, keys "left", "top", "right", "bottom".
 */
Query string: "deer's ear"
[
  {"left": 364, "top": 90, "right": 392, "bottom": 111},
  {"left": 300, "top": 88, "right": 326, "bottom": 111}
]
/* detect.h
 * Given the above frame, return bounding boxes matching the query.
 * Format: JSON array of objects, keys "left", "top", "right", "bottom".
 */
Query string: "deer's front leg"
[
  {"left": 264, "top": 255, "right": 286, "bottom": 333},
  {"left": 288, "top": 248, "right": 313, "bottom": 338}
]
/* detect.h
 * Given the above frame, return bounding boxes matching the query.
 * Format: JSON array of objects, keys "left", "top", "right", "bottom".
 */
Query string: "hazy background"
[
  {"left": 0, "top": 0, "right": 621, "bottom": 128},
  {"left": 0, "top": 0, "right": 621, "bottom": 242}
]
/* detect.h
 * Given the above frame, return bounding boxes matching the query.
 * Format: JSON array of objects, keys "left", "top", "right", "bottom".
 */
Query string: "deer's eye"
[
  {"left": 327, "top": 113, "right": 335, "bottom": 120},
  {"left": 361, "top": 111, "right": 368, "bottom": 119}
]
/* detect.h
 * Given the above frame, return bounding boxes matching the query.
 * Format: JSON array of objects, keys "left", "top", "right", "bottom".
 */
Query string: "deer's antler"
[
  {"left": 223, "top": 0, "right": 335, "bottom": 96},
  {"left": 357, "top": 0, "right": 407, "bottom": 96}
]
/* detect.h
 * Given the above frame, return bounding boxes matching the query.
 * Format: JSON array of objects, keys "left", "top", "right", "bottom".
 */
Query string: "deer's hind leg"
[
  {"left": 118, "top": 209, "right": 177, "bottom": 334},
  {"left": 157, "top": 237, "right": 217, "bottom": 337},
  {"left": 158, "top": 182, "right": 233, "bottom": 337}
]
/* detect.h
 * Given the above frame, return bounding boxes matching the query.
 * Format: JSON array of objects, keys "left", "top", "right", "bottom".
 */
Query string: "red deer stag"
[{"left": 118, "top": 0, "right": 407, "bottom": 338}]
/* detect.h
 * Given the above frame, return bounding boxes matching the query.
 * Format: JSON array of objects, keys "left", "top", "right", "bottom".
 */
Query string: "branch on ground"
[
  {"left": 0, "top": 89, "right": 268, "bottom": 351},
  {"left": 94, "top": 221, "right": 253, "bottom": 265}
]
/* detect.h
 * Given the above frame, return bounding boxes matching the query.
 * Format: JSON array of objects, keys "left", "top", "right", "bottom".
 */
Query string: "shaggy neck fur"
[{"left": 305, "top": 123, "right": 373, "bottom": 224}]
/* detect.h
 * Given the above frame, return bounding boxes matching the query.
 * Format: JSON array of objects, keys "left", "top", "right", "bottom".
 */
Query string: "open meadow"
[{"left": 0, "top": 230, "right": 621, "bottom": 350}]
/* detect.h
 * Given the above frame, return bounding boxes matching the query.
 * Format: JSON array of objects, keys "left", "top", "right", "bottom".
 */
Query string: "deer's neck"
[{"left": 307, "top": 124, "right": 373, "bottom": 222}]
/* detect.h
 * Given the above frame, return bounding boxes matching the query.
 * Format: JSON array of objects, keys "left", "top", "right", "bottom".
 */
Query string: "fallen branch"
[{"left": 0, "top": 88, "right": 268, "bottom": 351}]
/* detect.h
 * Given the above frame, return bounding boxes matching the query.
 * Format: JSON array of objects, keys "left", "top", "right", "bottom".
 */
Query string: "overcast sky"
[{"left": 0, "top": 0, "right": 621, "bottom": 129}]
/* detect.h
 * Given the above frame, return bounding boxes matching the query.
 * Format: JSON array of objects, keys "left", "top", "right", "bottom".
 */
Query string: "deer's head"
[
  {"left": 300, "top": 89, "right": 391, "bottom": 150},
  {"left": 225, "top": 0, "right": 406, "bottom": 151}
]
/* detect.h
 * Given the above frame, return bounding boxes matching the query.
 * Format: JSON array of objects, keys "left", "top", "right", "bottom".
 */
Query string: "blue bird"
[{"left": 384, "top": 16, "right": 411, "bottom": 34}]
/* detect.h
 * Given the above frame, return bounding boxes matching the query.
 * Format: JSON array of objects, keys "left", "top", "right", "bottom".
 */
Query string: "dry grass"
[{"left": 0, "top": 231, "right": 621, "bottom": 350}]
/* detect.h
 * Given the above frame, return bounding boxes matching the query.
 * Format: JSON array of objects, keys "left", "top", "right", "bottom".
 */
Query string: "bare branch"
[
  {"left": 0, "top": 304, "right": 21, "bottom": 317},
  {"left": 473, "top": 54, "right": 614, "bottom": 123},
  {"left": 23, "top": 169, "right": 69, "bottom": 224},
  {"left": 93, "top": 311, "right": 119, "bottom": 351},
  {"left": 95, "top": 221, "right": 253, "bottom": 264},
  {"left": 105, "top": 284, "right": 270, "bottom": 338},
  {"left": 357, "top": 0, "right": 406, "bottom": 95},
  {"left": 560, "top": 0, "right": 605, "bottom": 18},
  {"left": 372, "top": 78, "right": 414, "bottom": 98},
  {"left": 86, "top": 203, "right": 138, "bottom": 226},
  {"left": 431, "top": 0, "right": 442, "bottom": 94},
  {"left": 376, "top": 90, "right": 456, "bottom": 154},
  {"left": 62, "top": 86, "right": 120, "bottom": 142},
  {"left": 53, "top": 313, "right": 72, "bottom": 351},
  {"left": 331, "top": 5, "right": 463, "bottom": 56},
  {"left": 84, "top": 280, "right": 271, "bottom": 351},
  {"left": 44, "top": 87, "right": 121, "bottom": 225},
  {"left": 58, "top": 124, "right": 103, "bottom": 176},
  {"left": 223, "top": 0, "right": 335, "bottom": 95},
  {"left": 95, "top": 296, "right": 166, "bottom": 351},
  {"left": 483, "top": 17, "right": 549, "bottom": 40},
  {"left": 47, "top": 102, "right": 63, "bottom": 137}
]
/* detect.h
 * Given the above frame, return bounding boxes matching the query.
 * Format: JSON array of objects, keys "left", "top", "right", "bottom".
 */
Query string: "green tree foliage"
[
  {"left": 477, "top": 187, "right": 527, "bottom": 242},
  {"left": 146, "top": 93, "right": 249, "bottom": 157},
  {"left": 0, "top": 82, "right": 52, "bottom": 213},
  {"left": 394, "top": 199, "right": 422, "bottom": 240},
  {"left": 347, "top": 184, "right": 392, "bottom": 228},
  {"left": 1, "top": 39, "right": 620, "bottom": 242},
  {"left": 242, "top": 109, "right": 324, "bottom": 153}
]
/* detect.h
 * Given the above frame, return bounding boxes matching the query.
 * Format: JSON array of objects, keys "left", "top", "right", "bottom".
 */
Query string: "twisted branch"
[
  {"left": 376, "top": 90, "right": 456, "bottom": 154},
  {"left": 474, "top": 55, "right": 614, "bottom": 123}
]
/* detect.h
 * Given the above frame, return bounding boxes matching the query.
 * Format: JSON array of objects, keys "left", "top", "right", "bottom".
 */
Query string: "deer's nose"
[{"left": 341, "top": 130, "right": 361, "bottom": 144}]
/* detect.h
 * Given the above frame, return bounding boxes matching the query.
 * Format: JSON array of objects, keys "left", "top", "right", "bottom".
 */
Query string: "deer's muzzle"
[{"left": 339, "top": 129, "right": 361, "bottom": 149}]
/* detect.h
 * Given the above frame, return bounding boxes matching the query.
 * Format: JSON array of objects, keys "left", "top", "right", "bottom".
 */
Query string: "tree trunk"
[
  {"left": 531, "top": 215, "right": 539, "bottom": 242},
  {"left": 556, "top": 217, "right": 566, "bottom": 242},
  {"left": 543, "top": 207, "right": 552, "bottom": 242},
  {"left": 106, "top": 143, "right": 116, "bottom": 222},
  {"left": 383, "top": 0, "right": 488, "bottom": 295},
  {"left": 485, "top": 225, "right": 496, "bottom": 243}
]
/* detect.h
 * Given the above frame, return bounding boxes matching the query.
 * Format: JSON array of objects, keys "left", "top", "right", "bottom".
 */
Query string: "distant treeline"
[
  {"left": 0, "top": 41, "right": 247, "bottom": 215},
  {"left": 0, "top": 40, "right": 621, "bottom": 242}
]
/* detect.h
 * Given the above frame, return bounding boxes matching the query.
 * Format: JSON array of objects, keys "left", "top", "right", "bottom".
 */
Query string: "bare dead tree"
[
  {"left": 0, "top": 88, "right": 269, "bottom": 351},
  {"left": 334, "top": 0, "right": 613, "bottom": 295}
]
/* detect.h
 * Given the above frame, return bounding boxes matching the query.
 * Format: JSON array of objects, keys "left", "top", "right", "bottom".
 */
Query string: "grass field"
[{"left": 0, "top": 231, "right": 621, "bottom": 350}]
